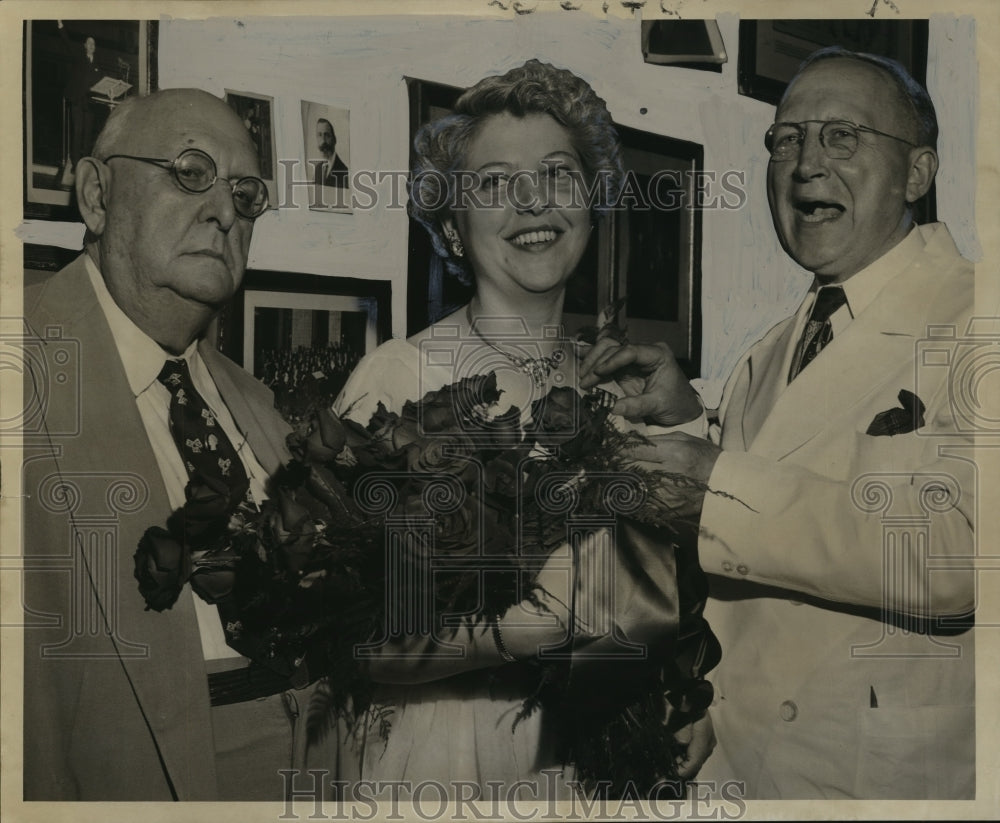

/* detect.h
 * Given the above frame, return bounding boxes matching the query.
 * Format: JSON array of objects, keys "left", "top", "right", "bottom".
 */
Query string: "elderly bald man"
[{"left": 22, "top": 89, "right": 336, "bottom": 800}]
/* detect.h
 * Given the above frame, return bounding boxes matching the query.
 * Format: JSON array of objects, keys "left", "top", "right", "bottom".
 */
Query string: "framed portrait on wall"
[
  {"left": 301, "top": 99, "right": 352, "bottom": 213},
  {"left": 224, "top": 89, "right": 277, "bottom": 210},
  {"left": 23, "top": 19, "right": 158, "bottom": 220}
]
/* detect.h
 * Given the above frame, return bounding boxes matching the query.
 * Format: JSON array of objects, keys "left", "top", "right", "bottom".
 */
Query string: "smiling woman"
[
  {"left": 330, "top": 59, "right": 716, "bottom": 798},
  {"left": 344, "top": 59, "right": 629, "bottom": 433}
]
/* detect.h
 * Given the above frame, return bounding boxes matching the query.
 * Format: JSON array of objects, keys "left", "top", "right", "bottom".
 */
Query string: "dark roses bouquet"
[{"left": 134, "top": 372, "right": 721, "bottom": 796}]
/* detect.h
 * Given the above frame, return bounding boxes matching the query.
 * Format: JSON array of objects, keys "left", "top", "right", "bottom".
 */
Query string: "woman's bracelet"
[{"left": 491, "top": 614, "right": 517, "bottom": 663}]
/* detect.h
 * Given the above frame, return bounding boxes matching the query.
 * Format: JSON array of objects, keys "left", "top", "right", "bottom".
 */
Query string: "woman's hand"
[
  {"left": 673, "top": 711, "right": 717, "bottom": 780},
  {"left": 579, "top": 338, "right": 703, "bottom": 427}
]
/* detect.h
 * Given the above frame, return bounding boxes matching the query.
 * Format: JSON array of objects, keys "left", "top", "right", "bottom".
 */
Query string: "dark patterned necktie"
[
  {"left": 789, "top": 286, "right": 848, "bottom": 382},
  {"left": 157, "top": 358, "right": 252, "bottom": 504},
  {"left": 158, "top": 358, "right": 259, "bottom": 658}
]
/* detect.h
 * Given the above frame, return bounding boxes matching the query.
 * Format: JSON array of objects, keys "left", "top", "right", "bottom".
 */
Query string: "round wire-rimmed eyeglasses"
[{"left": 102, "top": 148, "right": 269, "bottom": 219}]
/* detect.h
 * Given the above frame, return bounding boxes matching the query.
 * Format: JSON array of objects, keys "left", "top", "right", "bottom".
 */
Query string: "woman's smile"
[
  {"left": 505, "top": 225, "right": 563, "bottom": 249},
  {"left": 451, "top": 111, "right": 593, "bottom": 300}
]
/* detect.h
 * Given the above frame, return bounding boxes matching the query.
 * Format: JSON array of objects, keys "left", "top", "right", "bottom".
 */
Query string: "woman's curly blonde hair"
[{"left": 409, "top": 59, "right": 624, "bottom": 285}]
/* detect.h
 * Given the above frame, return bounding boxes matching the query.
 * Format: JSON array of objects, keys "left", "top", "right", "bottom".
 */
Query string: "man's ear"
[
  {"left": 906, "top": 147, "right": 938, "bottom": 203},
  {"left": 75, "top": 157, "right": 109, "bottom": 236}
]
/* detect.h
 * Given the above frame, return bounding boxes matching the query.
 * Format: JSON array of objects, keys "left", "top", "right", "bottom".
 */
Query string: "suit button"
[
  {"left": 779, "top": 700, "right": 798, "bottom": 722},
  {"left": 736, "top": 564, "right": 749, "bottom": 575},
  {"left": 722, "top": 561, "right": 734, "bottom": 572}
]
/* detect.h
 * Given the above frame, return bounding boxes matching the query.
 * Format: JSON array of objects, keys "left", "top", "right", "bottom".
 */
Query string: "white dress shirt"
[
  {"left": 85, "top": 256, "right": 268, "bottom": 660},
  {"left": 793, "top": 224, "right": 926, "bottom": 347}
]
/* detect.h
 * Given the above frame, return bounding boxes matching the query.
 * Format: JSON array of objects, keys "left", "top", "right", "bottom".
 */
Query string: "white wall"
[{"left": 40, "top": 11, "right": 981, "bottom": 407}]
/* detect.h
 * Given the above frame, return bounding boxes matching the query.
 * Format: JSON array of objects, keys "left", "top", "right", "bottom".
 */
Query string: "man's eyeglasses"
[
  {"left": 102, "top": 148, "right": 269, "bottom": 219},
  {"left": 764, "top": 119, "right": 917, "bottom": 162}
]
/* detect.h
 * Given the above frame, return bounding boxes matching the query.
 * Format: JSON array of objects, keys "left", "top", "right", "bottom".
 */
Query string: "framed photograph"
[
  {"left": 219, "top": 271, "right": 391, "bottom": 421},
  {"left": 23, "top": 19, "right": 158, "bottom": 220},
  {"left": 224, "top": 90, "right": 277, "bottom": 209},
  {"left": 404, "top": 80, "right": 469, "bottom": 336},
  {"left": 595, "top": 125, "right": 703, "bottom": 377},
  {"left": 301, "top": 99, "right": 352, "bottom": 213},
  {"left": 404, "top": 78, "right": 703, "bottom": 376},
  {"left": 738, "top": 19, "right": 929, "bottom": 106},
  {"left": 23, "top": 243, "right": 80, "bottom": 273}
]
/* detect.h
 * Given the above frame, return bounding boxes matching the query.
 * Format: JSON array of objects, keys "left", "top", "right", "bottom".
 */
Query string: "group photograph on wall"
[{"left": 5, "top": 2, "right": 993, "bottom": 821}]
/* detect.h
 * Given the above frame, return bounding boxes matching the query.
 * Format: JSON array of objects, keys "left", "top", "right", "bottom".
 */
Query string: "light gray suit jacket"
[{"left": 21, "top": 255, "right": 295, "bottom": 799}]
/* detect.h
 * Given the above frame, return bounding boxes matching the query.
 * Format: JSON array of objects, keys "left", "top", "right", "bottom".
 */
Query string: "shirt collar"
[
  {"left": 833, "top": 225, "right": 926, "bottom": 318},
  {"left": 84, "top": 254, "right": 198, "bottom": 398}
]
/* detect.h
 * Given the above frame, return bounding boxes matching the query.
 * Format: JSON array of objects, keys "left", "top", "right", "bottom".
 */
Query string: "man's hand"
[
  {"left": 625, "top": 432, "right": 722, "bottom": 519},
  {"left": 673, "top": 711, "right": 716, "bottom": 780},
  {"left": 578, "top": 338, "right": 702, "bottom": 427}
]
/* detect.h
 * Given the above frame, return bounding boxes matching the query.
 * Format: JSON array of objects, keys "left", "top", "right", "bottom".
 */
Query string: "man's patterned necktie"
[
  {"left": 157, "top": 358, "right": 252, "bottom": 504},
  {"left": 789, "top": 285, "right": 848, "bottom": 382},
  {"left": 157, "top": 358, "right": 259, "bottom": 658}
]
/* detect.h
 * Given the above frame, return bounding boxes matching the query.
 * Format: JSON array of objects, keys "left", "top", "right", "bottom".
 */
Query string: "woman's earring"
[{"left": 443, "top": 224, "right": 464, "bottom": 258}]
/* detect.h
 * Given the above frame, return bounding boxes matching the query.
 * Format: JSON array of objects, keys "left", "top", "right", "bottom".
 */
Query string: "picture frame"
[
  {"left": 23, "top": 19, "right": 158, "bottom": 221},
  {"left": 218, "top": 270, "right": 391, "bottom": 421},
  {"left": 224, "top": 89, "right": 278, "bottom": 210},
  {"left": 404, "top": 79, "right": 469, "bottom": 336},
  {"left": 737, "top": 19, "right": 929, "bottom": 106},
  {"left": 23, "top": 242, "right": 81, "bottom": 273},
  {"left": 301, "top": 99, "right": 352, "bottom": 213},
  {"left": 404, "top": 78, "right": 703, "bottom": 376},
  {"left": 594, "top": 124, "right": 703, "bottom": 378}
]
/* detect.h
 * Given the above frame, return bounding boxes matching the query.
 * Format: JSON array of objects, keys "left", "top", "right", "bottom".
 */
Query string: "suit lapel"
[
  {"left": 42, "top": 260, "right": 219, "bottom": 798},
  {"left": 750, "top": 314, "right": 913, "bottom": 459},
  {"left": 746, "top": 231, "right": 955, "bottom": 460},
  {"left": 742, "top": 318, "right": 799, "bottom": 449}
]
